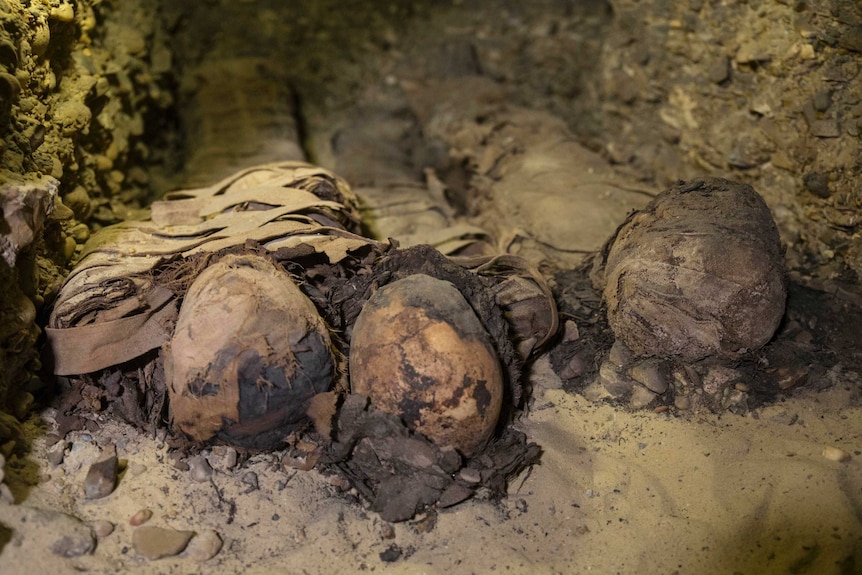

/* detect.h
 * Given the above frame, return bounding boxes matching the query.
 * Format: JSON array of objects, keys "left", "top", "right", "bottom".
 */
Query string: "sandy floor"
[{"left": 1, "top": 368, "right": 859, "bottom": 574}]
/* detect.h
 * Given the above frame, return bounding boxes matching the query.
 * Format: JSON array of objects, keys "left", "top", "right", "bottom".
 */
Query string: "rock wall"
[
  {"left": 0, "top": 0, "right": 174, "bottom": 420},
  {"left": 591, "top": 0, "right": 861, "bottom": 282}
]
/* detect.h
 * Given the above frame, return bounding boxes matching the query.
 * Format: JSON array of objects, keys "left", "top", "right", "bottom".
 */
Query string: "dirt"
[{"left": 0, "top": 0, "right": 860, "bottom": 573}]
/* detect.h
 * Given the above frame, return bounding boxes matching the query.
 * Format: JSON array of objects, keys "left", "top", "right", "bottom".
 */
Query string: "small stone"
[
  {"left": 63, "top": 236, "right": 77, "bottom": 260},
  {"left": 808, "top": 117, "right": 840, "bottom": 138},
  {"left": 437, "top": 445, "right": 461, "bottom": 475},
  {"left": 760, "top": 405, "right": 797, "bottom": 425},
  {"left": 209, "top": 446, "right": 238, "bottom": 471},
  {"left": 240, "top": 471, "right": 259, "bottom": 491},
  {"left": 83, "top": 456, "right": 118, "bottom": 499},
  {"left": 184, "top": 529, "right": 223, "bottom": 562},
  {"left": 132, "top": 526, "right": 194, "bottom": 560},
  {"left": 706, "top": 57, "right": 730, "bottom": 84},
  {"left": 812, "top": 90, "right": 832, "bottom": 112},
  {"left": 837, "top": 25, "right": 862, "bottom": 53},
  {"left": 24, "top": 509, "right": 96, "bottom": 558},
  {"left": 559, "top": 354, "right": 585, "bottom": 381},
  {"left": 674, "top": 395, "right": 691, "bottom": 410},
  {"left": 608, "top": 340, "right": 634, "bottom": 367},
  {"left": 50, "top": 3, "right": 75, "bottom": 22},
  {"left": 562, "top": 320, "right": 580, "bottom": 342},
  {"left": 169, "top": 451, "right": 189, "bottom": 471},
  {"left": 736, "top": 41, "right": 770, "bottom": 64},
  {"left": 188, "top": 455, "right": 212, "bottom": 483},
  {"left": 599, "top": 361, "right": 636, "bottom": 398},
  {"left": 437, "top": 483, "right": 472, "bottom": 508},
  {"left": 379, "top": 544, "right": 403, "bottom": 563},
  {"left": 69, "top": 223, "right": 90, "bottom": 243},
  {"left": 628, "top": 361, "right": 668, "bottom": 394},
  {"left": 51, "top": 533, "right": 95, "bottom": 558},
  {"left": 127, "top": 462, "right": 147, "bottom": 476},
  {"left": 458, "top": 468, "right": 481, "bottom": 484},
  {"left": 380, "top": 522, "right": 396, "bottom": 539},
  {"left": 47, "top": 441, "right": 67, "bottom": 467},
  {"left": 803, "top": 172, "right": 831, "bottom": 198},
  {"left": 30, "top": 19, "right": 50, "bottom": 56},
  {"left": 798, "top": 43, "right": 816, "bottom": 60},
  {"left": 629, "top": 385, "right": 658, "bottom": 409},
  {"left": 130, "top": 508, "right": 153, "bottom": 526},
  {"left": 821, "top": 446, "right": 851, "bottom": 462},
  {"left": 91, "top": 520, "right": 115, "bottom": 538},
  {"left": 63, "top": 187, "right": 92, "bottom": 220}
]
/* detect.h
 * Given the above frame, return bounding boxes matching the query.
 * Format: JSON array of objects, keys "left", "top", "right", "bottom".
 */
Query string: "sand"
[{"left": 1, "top": 370, "right": 859, "bottom": 574}]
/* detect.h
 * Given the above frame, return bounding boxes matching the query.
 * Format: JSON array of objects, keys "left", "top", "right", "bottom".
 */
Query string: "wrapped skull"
[
  {"left": 349, "top": 274, "right": 504, "bottom": 457},
  {"left": 165, "top": 254, "right": 335, "bottom": 450},
  {"left": 591, "top": 177, "right": 787, "bottom": 362}
]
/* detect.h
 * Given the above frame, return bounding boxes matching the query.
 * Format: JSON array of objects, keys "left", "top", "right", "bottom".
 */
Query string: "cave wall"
[
  {"left": 0, "top": 0, "right": 172, "bottom": 416},
  {"left": 593, "top": 0, "right": 862, "bottom": 284}
]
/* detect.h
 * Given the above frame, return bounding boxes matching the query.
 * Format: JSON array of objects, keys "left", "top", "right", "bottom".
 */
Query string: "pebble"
[
  {"left": 90, "top": 520, "right": 115, "bottom": 538},
  {"left": 188, "top": 455, "right": 213, "bottom": 483},
  {"left": 130, "top": 508, "right": 153, "bottom": 526},
  {"left": 169, "top": 451, "right": 189, "bottom": 471},
  {"left": 209, "top": 446, "right": 238, "bottom": 471},
  {"left": 50, "top": 3, "right": 75, "bottom": 22},
  {"left": 31, "top": 20, "right": 50, "bottom": 56},
  {"left": 599, "top": 360, "right": 635, "bottom": 398},
  {"left": 798, "top": 43, "right": 816, "bottom": 60},
  {"left": 608, "top": 340, "right": 634, "bottom": 367},
  {"left": 760, "top": 405, "right": 798, "bottom": 425},
  {"left": 803, "top": 172, "right": 831, "bottom": 198},
  {"left": 629, "top": 385, "right": 658, "bottom": 409},
  {"left": 69, "top": 222, "right": 90, "bottom": 243},
  {"left": 47, "top": 441, "right": 67, "bottom": 467},
  {"left": 83, "top": 455, "right": 118, "bottom": 499},
  {"left": 808, "top": 116, "right": 840, "bottom": 138},
  {"left": 437, "top": 483, "right": 472, "bottom": 508},
  {"left": 821, "top": 446, "right": 851, "bottom": 462},
  {"left": 837, "top": 24, "right": 862, "bottom": 53},
  {"left": 562, "top": 320, "right": 580, "bottom": 342},
  {"left": 813, "top": 89, "right": 832, "bottom": 112},
  {"left": 706, "top": 57, "right": 730, "bottom": 84},
  {"left": 63, "top": 186, "right": 92, "bottom": 220},
  {"left": 14, "top": 508, "right": 96, "bottom": 558},
  {"left": 184, "top": 529, "right": 223, "bottom": 562},
  {"left": 63, "top": 236, "right": 77, "bottom": 260},
  {"left": 628, "top": 361, "right": 668, "bottom": 394},
  {"left": 241, "top": 471, "right": 259, "bottom": 491},
  {"left": 51, "top": 532, "right": 96, "bottom": 558},
  {"left": 458, "top": 468, "right": 481, "bottom": 484},
  {"left": 132, "top": 526, "right": 195, "bottom": 560},
  {"left": 127, "top": 462, "right": 147, "bottom": 476},
  {"left": 674, "top": 395, "right": 692, "bottom": 411}
]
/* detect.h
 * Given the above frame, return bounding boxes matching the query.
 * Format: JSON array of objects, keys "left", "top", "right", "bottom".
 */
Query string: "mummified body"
[
  {"left": 165, "top": 254, "right": 335, "bottom": 450},
  {"left": 46, "top": 161, "right": 555, "bottom": 463}
]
